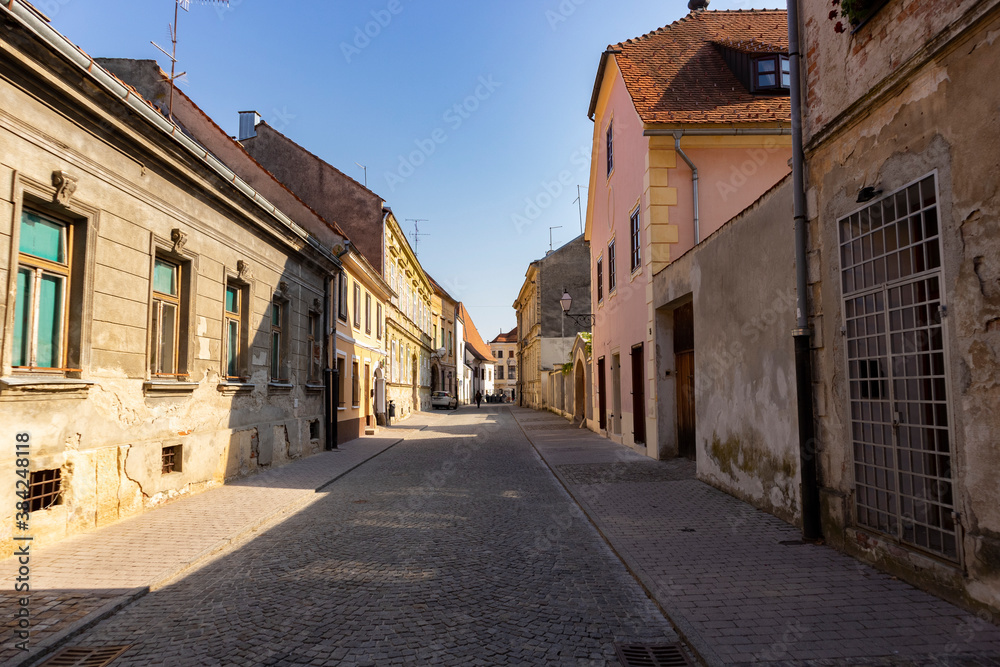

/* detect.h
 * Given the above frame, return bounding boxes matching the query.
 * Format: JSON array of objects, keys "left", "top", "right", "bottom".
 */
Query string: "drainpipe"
[
  {"left": 323, "top": 272, "right": 338, "bottom": 451},
  {"left": 788, "top": 0, "right": 823, "bottom": 541},
  {"left": 673, "top": 132, "right": 700, "bottom": 244}
]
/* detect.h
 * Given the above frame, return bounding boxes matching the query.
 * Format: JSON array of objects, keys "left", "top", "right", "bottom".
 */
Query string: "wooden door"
[
  {"left": 631, "top": 344, "right": 645, "bottom": 444},
  {"left": 597, "top": 357, "right": 607, "bottom": 431},
  {"left": 676, "top": 351, "right": 695, "bottom": 459}
]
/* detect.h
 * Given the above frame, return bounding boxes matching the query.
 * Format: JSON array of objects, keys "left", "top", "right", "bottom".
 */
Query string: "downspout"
[
  {"left": 673, "top": 132, "right": 700, "bottom": 244},
  {"left": 323, "top": 272, "right": 337, "bottom": 451},
  {"left": 788, "top": 0, "right": 823, "bottom": 540}
]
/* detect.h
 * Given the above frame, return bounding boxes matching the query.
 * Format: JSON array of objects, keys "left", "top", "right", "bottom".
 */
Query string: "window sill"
[
  {"left": 144, "top": 380, "right": 199, "bottom": 394},
  {"left": 217, "top": 381, "right": 255, "bottom": 395},
  {"left": 268, "top": 381, "right": 294, "bottom": 390},
  {"left": 1, "top": 376, "right": 95, "bottom": 394},
  {"left": 337, "top": 406, "right": 347, "bottom": 411},
  {"left": 304, "top": 383, "right": 324, "bottom": 393}
]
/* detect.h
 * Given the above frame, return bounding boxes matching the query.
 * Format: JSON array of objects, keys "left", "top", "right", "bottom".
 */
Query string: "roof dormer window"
[{"left": 754, "top": 54, "right": 790, "bottom": 92}]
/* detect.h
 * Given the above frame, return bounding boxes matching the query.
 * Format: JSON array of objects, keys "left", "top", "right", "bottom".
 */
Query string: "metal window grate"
[
  {"left": 614, "top": 643, "right": 692, "bottom": 667},
  {"left": 29, "top": 469, "right": 62, "bottom": 512},
  {"left": 39, "top": 645, "right": 131, "bottom": 667},
  {"left": 161, "top": 446, "right": 178, "bottom": 475},
  {"left": 840, "top": 173, "right": 956, "bottom": 561}
]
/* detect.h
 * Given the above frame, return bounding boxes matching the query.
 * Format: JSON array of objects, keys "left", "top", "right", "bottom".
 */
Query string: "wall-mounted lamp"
[{"left": 560, "top": 289, "right": 595, "bottom": 327}]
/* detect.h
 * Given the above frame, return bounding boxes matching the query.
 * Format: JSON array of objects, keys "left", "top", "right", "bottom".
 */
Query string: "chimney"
[
  {"left": 238, "top": 110, "right": 261, "bottom": 141},
  {"left": 688, "top": 0, "right": 709, "bottom": 10}
]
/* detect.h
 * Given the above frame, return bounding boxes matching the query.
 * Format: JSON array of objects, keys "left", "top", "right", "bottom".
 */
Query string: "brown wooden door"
[
  {"left": 597, "top": 357, "right": 607, "bottom": 431},
  {"left": 631, "top": 344, "right": 645, "bottom": 444},
  {"left": 676, "top": 351, "right": 695, "bottom": 459}
]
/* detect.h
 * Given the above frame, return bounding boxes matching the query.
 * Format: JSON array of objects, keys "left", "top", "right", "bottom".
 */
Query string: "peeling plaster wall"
[
  {"left": 0, "top": 26, "right": 331, "bottom": 557},
  {"left": 802, "top": 1, "right": 1000, "bottom": 613},
  {"left": 654, "top": 178, "right": 799, "bottom": 522}
]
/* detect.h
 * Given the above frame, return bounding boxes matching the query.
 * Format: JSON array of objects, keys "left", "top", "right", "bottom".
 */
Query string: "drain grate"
[
  {"left": 614, "top": 643, "right": 692, "bottom": 667},
  {"left": 39, "top": 645, "right": 131, "bottom": 667}
]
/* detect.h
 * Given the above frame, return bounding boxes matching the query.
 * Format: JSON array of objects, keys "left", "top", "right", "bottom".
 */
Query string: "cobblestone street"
[{"left": 39, "top": 408, "right": 679, "bottom": 666}]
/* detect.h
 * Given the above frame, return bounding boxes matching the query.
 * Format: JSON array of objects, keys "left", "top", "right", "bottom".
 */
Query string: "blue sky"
[{"left": 48, "top": 0, "right": 772, "bottom": 340}]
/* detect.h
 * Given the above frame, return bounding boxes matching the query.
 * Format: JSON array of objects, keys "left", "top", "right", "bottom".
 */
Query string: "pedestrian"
[{"left": 475, "top": 390, "right": 482, "bottom": 409}]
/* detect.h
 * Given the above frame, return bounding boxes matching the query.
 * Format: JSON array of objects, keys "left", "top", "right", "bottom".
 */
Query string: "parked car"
[{"left": 431, "top": 391, "right": 458, "bottom": 410}]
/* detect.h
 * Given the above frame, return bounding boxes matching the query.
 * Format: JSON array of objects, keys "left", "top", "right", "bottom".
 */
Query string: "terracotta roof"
[
  {"left": 458, "top": 303, "right": 493, "bottom": 361},
  {"left": 591, "top": 9, "right": 790, "bottom": 125},
  {"left": 490, "top": 327, "right": 517, "bottom": 344}
]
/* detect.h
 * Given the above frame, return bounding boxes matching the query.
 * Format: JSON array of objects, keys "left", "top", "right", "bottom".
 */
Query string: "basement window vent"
[
  {"left": 614, "top": 643, "right": 693, "bottom": 667},
  {"left": 39, "top": 645, "right": 132, "bottom": 667},
  {"left": 161, "top": 445, "right": 181, "bottom": 475},
  {"left": 309, "top": 419, "right": 320, "bottom": 441},
  {"left": 29, "top": 469, "right": 62, "bottom": 512}
]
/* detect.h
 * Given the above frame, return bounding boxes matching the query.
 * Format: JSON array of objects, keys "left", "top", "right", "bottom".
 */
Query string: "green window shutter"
[
  {"left": 36, "top": 273, "right": 64, "bottom": 368},
  {"left": 20, "top": 212, "right": 66, "bottom": 263},
  {"left": 225, "top": 286, "right": 239, "bottom": 314},
  {"left": 153, "top": 259, "right": 177, "bottom": 296},
  {"left": 13, "top": 268, "right": 32, "bottom": 367}
]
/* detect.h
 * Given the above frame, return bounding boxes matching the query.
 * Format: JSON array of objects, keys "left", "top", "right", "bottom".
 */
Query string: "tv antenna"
[
  {"left": 151, "top": 0, "right": 229, "bottom": 122},
  {"left": 549, "top": 225, "right": 562, "bottom": 253},
  {"left": 572, "top": 185, "right": 588, "bottom": 235},
  {"left": 354, "top": 162, "right": 367, "bottom": 188},
  {"left": 406, "top": 219, "right": 429, "bottom": 256}
]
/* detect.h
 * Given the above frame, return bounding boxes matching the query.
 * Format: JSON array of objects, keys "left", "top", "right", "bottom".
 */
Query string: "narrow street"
[{"left": 43, "top": 407, "right": 679, "bottom": 666}]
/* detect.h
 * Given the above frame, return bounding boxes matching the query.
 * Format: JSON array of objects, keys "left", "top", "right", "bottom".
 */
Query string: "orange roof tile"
[
  {"left": 458, "top": 303, "right": 493, "bottom": 361},
  {"left": 594, "top": 9, "right": 791, "bottom": 125},
  {"left": 490, "top": 327, "right": 518, "bottom": 344}
]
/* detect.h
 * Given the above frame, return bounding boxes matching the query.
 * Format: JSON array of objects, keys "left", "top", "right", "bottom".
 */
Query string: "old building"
[
  {"left": 0, "top": 3, "right": 340, "bottom": 556},
  {"left": 797, "top": 0, "right": 1000, "bottom": 613},
  {"left": 429, "top": 275, "right": 458, "bottom": 397},
  {"left": 457, "top": 303, "right": 493, "bottom": 404},
  {"left": 334, "top": 248, "right": 391, "bottom": 441},
  {"left": 584, "top": 9, "right": 792, "bottom": 454},
  {"left": 239, "top": 117, "right": 433, "bottom": 419},
  {"left": 513, "top": 235, "right": 590, "bottom": 410},
  {"left": 489, "top": 327, "right": 517, "bottom": 400}
]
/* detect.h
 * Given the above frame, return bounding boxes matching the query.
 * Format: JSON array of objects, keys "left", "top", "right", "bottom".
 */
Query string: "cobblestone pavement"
[
  {"left": 512, "top": 407, "right": 1000, "bottom": 667},
  {"left": 1, "top": 420, "right": 430, "bottom": 666},
  {"left": 33, "top": 407, "right": 681, "bottom": 666}
]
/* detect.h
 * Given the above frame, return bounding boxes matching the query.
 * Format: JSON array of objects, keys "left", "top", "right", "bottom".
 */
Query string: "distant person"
[{"left": 475, "top": 390, "right": 482, "bottom": 408}]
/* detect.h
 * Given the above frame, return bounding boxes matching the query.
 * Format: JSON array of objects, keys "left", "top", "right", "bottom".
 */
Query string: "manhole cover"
[
  {"left": 39, "top": 646, "right": 132, "bottom": 667},
  {"left": 614, "top": 643, "right": 692, "bottom": 667}
]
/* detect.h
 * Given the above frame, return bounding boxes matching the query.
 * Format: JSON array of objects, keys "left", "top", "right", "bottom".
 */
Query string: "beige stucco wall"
[
  {"left": 801, "top": 0, "right": 1000, "bottom": 612},
  {"left": 0, "top": 28, "right": 332, "bottom": 557}
]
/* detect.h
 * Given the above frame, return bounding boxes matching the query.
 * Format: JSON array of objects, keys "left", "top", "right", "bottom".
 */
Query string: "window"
[
  {"left": 606, "top": 121, "right": 614, "bottom": 177},
  {"left": 509, "top": 366, "right": 516, "bottom": 380},
  {"left": 307, "top": 310, "right": 321, "bottom": 384},
  {"left": 14, "top": 210, "right": 70, "bottom": 370},
  {"left": 353, "top": 283, "right": 361, "bottom": 328},
  {"left": 376, "top": 303, "right": 383, "bottom": 340},
  {"left": 754, "top": 55, "right": 790, "bottom": 92},
  {"left": 365, "top": 292, "right": 372, "bottom": 334},
  {"left": 597, "top": 257, "right": 604, "bottom": 302},
  {"left": 28, "top": 469, "right": 62, "bottom": 512},
  {"left": 337, "top": 356, "right": 347, "bottom": 406},
  {"left": 338, "top": 273, "right": 348, "bottom": 321},
  {"left": 608, "top": 240, "right": 617, "bottom": 292},
  {"left": 309, "top": 420, "right": 320, "bottom": 441},
  {"left": 497, "top": 366, "right": 504, "bottom": 380},
  {"left": 224, "top": 283, "right": 246, "bottom": 380},
  {"left": 270, "top": 299, "right": 287, "bottom": 382},
  {"left": 630, "top": 207, "right": 641, "bottom": 273},
  {"left": 448, "top": 330, "right": 453, "bottom": 354},
  {"left": 508, "top": 350, "right": 513, "bottom": 358},
  {"left": 161, "top": 445, "right": 181, "bottom": 474},
  {"left": 352, "top": 360, "right": 360, "bottom": 407}
]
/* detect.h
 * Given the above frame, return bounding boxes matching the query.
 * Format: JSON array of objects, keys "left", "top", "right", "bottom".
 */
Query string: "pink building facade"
[{"left": 585, "top": 9, "right": 793, "bottom": 457}]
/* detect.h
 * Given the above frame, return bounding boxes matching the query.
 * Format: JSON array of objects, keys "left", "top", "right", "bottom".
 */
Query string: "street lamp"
[{"left": 560, "top": 289, "right": 595, "bottom": 327}]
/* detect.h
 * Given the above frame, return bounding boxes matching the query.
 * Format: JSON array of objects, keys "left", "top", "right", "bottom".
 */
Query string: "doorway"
[
  {"left": 674, "top": 302, "right": 695, "bottom": 460},
  {"left": 597, "top": 357, "right": 607, "bottom": 431},
  {"left": 364, "top": 363, "right": 371, "bottom": 426},
  {"left": 611, "top": 353, "right": 622, "bottom": 436},
  {"left": 631, "top": 344, "right": 645, "bottom": 445}
]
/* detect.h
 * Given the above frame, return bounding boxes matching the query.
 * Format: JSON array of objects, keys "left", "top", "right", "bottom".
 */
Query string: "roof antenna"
[
  {"left": 151, "top": 0, "right": 229, "bottom": 122},
  {"left": 688, "top": 0, "right": 709, "bottom": 11},
  {"left": 406, "top": 219, "right": 429, "bottom": 256}
]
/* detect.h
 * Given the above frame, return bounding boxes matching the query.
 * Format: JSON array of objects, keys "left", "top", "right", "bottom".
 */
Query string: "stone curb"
[
  {"left": 510, "top": 408, "right": 715, "bottom": 667},
  {"left": 3, "top": 424, "right": 429, "bottom": 667}
]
